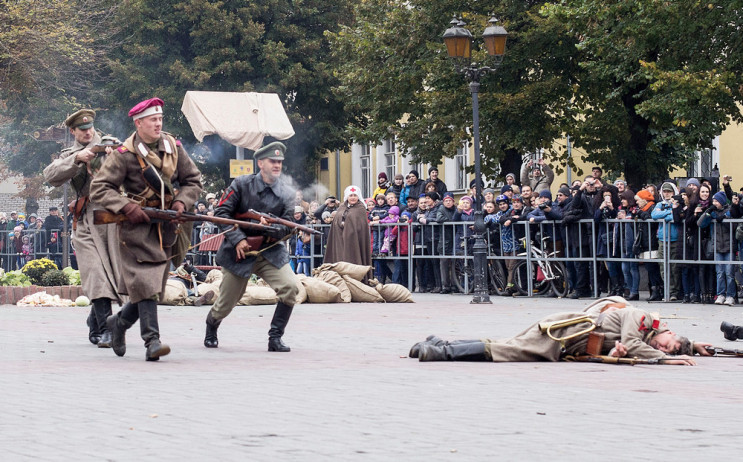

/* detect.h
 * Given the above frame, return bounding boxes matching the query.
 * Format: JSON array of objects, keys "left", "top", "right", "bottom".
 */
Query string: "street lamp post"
[{"left": 443, "top": 16, "right": 507, "bottom": 304}]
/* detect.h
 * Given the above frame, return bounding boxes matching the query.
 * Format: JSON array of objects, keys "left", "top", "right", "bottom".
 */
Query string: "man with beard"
[{"left": 43, "top": 109, "right": 123, "bottom": 348}]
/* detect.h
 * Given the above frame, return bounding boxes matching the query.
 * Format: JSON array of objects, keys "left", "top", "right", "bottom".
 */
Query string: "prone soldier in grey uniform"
[
  {"left": 90, "top": 98, "right": 202, "bottom": 361},
  {"left": 42, "top": 109, "right": 122, "bottom": 347},
  {"left": 203, "top": 141, "right": 298, "bottom": 352}
]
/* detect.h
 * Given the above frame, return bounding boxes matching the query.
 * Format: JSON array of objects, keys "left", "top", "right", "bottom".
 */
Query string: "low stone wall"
[{"left": 0, "top": 285, "right": 84, "bottom": 305}]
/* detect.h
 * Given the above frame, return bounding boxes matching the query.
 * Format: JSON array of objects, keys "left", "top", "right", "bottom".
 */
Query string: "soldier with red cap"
[
  {"left": 43, "top": 109, "right": 123, "bottom": 348},
  {"left": 90, "top": 98, "right": 203, "bottom": 361}
]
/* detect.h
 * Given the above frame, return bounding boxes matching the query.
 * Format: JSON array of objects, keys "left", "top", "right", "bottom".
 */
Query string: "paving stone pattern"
[{"left": 1, "top": 295, "right": 742, "bottom": 460}]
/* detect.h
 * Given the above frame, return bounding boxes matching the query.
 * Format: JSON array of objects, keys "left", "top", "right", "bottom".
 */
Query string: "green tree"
[
  {"left": 545, "top": 0, "right": 743, "bottom": 187},
  {"left": 105, "top": 0, "right": 355, "bottom": 188},
  {"left": 329, "top": 0, "right": 580, "bottom": 182},
  {"left": 0, "top": 0, "right": 122, "bottom": 197}
]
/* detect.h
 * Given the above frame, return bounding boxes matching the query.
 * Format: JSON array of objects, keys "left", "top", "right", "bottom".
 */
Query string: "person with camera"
[
  {"left": 520, "top": 158, "right": 554, "bottom": 194},
  {"left": 594, "top": 185, "right": 623, "bottom": 297},
  {"left": 697, "top": 188, "right": 742, "bottom": 305},
  {"left": 689, "top": 184, "right": 716, "bottom": 303},
  {"left": 651, "top": 182, "right": 683, "bottom": 301},
  {"left": 674, "top": 187, "right": 701, "bottom": 303},
  {"left": 562, "top": 177, "right": 598, "bottom": 298}
]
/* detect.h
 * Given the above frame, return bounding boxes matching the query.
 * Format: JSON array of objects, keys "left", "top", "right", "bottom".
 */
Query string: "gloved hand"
[
  {"left": 170, "top": 201, "right": 187, "bottom": 224},
  {"left": 265, "top": 224, "right": 291, "bottom": 241},
  {"left": 122, "top": 203, "right": 150, "bottom": 224}
]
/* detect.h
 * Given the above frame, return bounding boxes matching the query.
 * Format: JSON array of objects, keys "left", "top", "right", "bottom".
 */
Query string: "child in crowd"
[
  {"left": 369, "top": 194, "right": 390, "bottom": 256},
  {"left": 379, "top": 206, "right": 400, "bottom": 254},
  {"left": 493, "top": 195, "right": 516, "bottom": 294},
  {"left": 452, "top": 196, "right": 475, "bottom": 253}
]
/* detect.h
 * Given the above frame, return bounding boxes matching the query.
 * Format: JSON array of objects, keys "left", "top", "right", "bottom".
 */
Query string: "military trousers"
[{"left": 209, "top": 257, "right": 297, "bottom": 321}]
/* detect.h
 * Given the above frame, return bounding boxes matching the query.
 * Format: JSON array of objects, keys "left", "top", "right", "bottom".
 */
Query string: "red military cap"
[{"left": 128, "top": 97, "right": 164, "bottom": 120}]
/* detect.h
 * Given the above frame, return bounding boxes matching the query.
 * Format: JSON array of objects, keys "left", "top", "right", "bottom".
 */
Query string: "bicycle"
[{"left": 512, "top": 236, "right": 568, "bottom": 297}]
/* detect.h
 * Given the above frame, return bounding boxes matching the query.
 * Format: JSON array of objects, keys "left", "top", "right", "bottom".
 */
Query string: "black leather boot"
[
  {"left": 418, "top": 341, "right": 490, "bottom": 362},
  {"left": 647, "top": 286, "right": 662, "bottom": 301},
  {"left": 204, "top": 312, "right": 222, "bottom": 348},
  {"left": 107, "top": 303, "right": 138, "bottom": 357},
  {"left": 408, "top": 335, "right": 483, "bottom": 358},
  {"left": 93, "top": 298, "right": 113, "bottom": 348},
  {"left": 720, "top": 321, "right": 742, "bottom": 341},
  {"left": 267, "top": 302, "right": 294, "bottom": 352},
  {"left": 139, "top": 299, "right": 170, "bottom": 361},
  {"left": 87, "top": 309, "right": 101, "bottom": 345}
]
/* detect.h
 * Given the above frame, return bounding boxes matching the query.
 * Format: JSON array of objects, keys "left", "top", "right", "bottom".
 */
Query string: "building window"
[
  {"left": 688, "top": 148, "right": 713, "bottom": 178},
  {"left": 383, "top": 138, "right": 397, "bottom": 180},
  {"left": 455, "top": 143, "right": 468, "bottom": 190},
  {"left": 360, "top": 145, "right": 371, "bottom": 199}
]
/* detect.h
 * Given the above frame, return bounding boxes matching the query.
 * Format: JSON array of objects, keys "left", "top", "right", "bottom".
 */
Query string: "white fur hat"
[{"left": 343, "top": 185, "right": 361, "bottom": 201}]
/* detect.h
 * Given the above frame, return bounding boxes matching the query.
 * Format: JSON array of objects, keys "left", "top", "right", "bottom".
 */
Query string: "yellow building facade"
[{"left": 315, "top": 120, "right": 743, "bottom": 200}]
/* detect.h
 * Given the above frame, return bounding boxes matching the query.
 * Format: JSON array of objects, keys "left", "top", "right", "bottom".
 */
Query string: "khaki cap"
[{"left": 64, "top": 109, "right": 96, "bottom": 129}]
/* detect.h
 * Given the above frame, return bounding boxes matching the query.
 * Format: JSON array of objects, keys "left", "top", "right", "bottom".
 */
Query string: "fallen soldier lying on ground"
[{"left": 410, "top": 305, "right": 713, "bottom": 366}]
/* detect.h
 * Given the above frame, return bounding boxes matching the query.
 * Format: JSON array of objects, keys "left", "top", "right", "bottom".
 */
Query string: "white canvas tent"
[{"left": 181, "top": 91, "right": 294, "bottom": 151}]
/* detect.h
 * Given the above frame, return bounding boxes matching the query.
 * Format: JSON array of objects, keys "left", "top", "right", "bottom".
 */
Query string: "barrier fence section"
[{"left": 5, "top": 218, "right": 743, "bottom": 300}]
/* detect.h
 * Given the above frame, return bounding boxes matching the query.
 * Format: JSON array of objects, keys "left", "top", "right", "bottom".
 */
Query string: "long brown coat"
[
  {"left": 323, "top": 200, "right": 372, "bottom": 269},
  {"left": 483, "top": 308, "right": 668, "bottom": 362},
  {"left": 43, "top": 133, "right": 122, "bottom": 301},
  {"left": 90, "top": 132, "right": 202, "bottom": 303}
]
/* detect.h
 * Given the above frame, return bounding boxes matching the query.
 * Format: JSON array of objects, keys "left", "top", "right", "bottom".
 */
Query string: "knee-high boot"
[
  {"left": 204, "top": 312, "right": 222, "bottom": 348},
  {"left": 408, "top": 335, "right": 483, "bottom": 358},
  {"left": 93, "top": 298, "right": 113, "bottom": 348},
  {"left": 106, "top": 302, "right": 138, "bottom": 357},
  {"left": 267, "top": 302, "right": 294, "bottom": 352},
  {"left": 138, "top": 299, "right": 170, "bottom": 361},
  {"left": 418, "top": 341, "right": 490, "bottom": 362},
  {"left": 86, "top": 309, "right": 101, "bottom": 345}
]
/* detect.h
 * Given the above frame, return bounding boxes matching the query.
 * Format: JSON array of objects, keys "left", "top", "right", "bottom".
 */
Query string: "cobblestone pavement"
[{"left": 1, "top": 294, "right": 742, "bottom": 461}]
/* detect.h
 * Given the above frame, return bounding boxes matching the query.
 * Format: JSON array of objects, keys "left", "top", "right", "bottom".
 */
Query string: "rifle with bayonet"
[
  {"left": 704, "top": 346, "right": 743, "bottom": 357},
  {"left": 236, "top": 209, "right": 322, "bottom": 235},
  {"left": 94, "top": 207, "right": 275, "bottom": 233}
]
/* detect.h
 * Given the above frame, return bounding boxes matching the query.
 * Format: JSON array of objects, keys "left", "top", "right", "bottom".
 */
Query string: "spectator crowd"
[{"left": 8, "top": 159, "right": 743, "bottom": 308}]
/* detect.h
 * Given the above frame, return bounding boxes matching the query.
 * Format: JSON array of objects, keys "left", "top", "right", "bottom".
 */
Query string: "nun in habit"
[{"left": 323, "top": 185, "right": 372, "bottom": 277}]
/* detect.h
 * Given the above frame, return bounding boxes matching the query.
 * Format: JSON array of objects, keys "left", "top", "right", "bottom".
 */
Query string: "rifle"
[
  {"left": 91, "top": 136, "right": 122, "bottom": 155},
  {"left": 236, "top": 209, "right": 322, "bottom": 235},
  {"left": 94, "top": 207, "right": 275, "bottom": 233},
  {"left": 704, "top": 346, "right": 743, "bottom": 357},
  {"left": 563, "top": 355, "right": 665, "bottom": 365}
]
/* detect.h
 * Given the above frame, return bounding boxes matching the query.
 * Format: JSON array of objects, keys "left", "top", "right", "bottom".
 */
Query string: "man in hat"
[
  {"left": 205, "top": 192, "right": 217, "bottom": 211},
  {"left": 43, "top": 109, "right": 123, "bottom": 348},
  {"left": 651, "top": 181, "right": 682, "bottom": 301},
  {"left": 407, "top": 170, "right": 425, "bottom": 202},
  {"left": 90, "top": 98, "right": 203, "bottom": 361},
  {"left": 202, "top": 141, "right": 298, "bottom": 352},
  {"left": 410, "top": 305, "right": 712, "bottom": 365},
  {"left": 425, "top": 166, "right": 448, "bottom": 196},
  {"left": 520, "top": 158, "right": 554, "bottom": 194},
  {"left": 373, "top": 172, "right": 389, "bottom": 199},
  {"left": 43, "top": 207, "right": 65, "bottom": 268}
]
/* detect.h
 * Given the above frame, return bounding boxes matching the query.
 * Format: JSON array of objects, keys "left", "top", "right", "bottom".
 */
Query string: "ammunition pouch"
[{"left": 585, "top": 332, "right": 605, "bottom": 356}]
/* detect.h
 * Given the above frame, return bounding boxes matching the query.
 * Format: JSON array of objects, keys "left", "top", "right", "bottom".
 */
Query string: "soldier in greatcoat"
[
  {"left": 90, "top": 98, "right": 202, "bottom": 361},
  {"left": 43, "top": 109, "right": 122, "bottom": 347},
  {"left": 410, "top": 307, "right": 713, "bottom": 365},
  {"left": 203, "top": 141, "right": 297, "bottom": 352}
]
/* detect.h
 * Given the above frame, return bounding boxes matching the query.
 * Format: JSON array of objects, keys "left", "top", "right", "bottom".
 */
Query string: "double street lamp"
[{"left": 443, "top": 16, "right": 508, "bottom": 304}]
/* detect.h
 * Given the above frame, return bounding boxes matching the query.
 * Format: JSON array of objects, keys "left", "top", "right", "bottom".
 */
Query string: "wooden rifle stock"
[
  {"left": 93, "top": 207, "right": 274, "bottom": 232},
  {"left": 564, "top": 355, "right": 664, "bottom": 365},
  {"left": 237, "top": 209, "right": 322, "bottom": 235}
]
